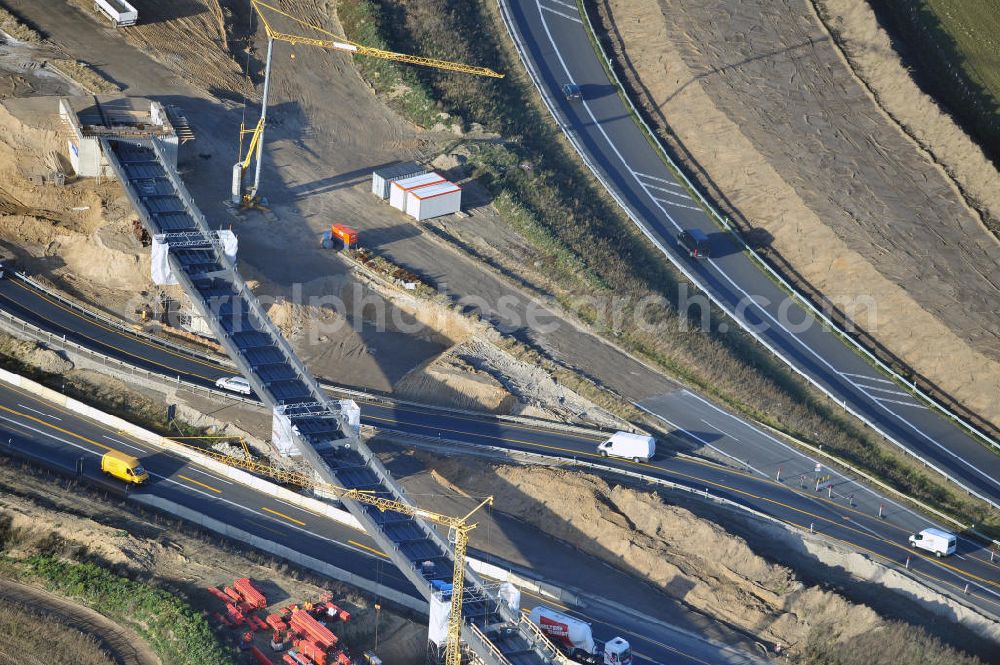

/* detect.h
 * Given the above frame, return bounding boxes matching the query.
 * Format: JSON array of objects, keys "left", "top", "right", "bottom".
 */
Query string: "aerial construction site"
[{"left": 0, "top": 1, "right": 997, "bottom": 665}]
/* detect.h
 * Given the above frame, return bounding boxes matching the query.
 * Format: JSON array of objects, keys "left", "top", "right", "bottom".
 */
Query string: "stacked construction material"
[
  {"left": 206, "top": 578, "right": 269, "bottom": 632},
  {"left": 280, "top": 602, "right": 354, "bottom": 665}
]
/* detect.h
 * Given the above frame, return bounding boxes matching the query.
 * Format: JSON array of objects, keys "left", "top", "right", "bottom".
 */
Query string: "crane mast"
[{"left": 234, "top": 0, "right": 503, "bottom": 207}]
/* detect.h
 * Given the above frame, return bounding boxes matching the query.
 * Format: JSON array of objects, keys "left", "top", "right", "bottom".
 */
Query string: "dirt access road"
[
  {"left": 596, "top": 0, "right": 1000, "bottom": 424},
  {"left": 1, "top": 0, "right": 682, "bottom": 405},
  {"left": 0, "top": 578, "right": 160, "bottom": 665}
]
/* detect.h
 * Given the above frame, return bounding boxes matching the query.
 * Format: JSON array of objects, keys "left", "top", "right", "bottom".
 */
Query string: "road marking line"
[
  {"left": 538, "top": 4, "right": 582, "bottom": 24},
  {"left": 851, "top": 384, "right": 910, "bottom": 397},
  {"left": 650, "top": 196, "right": 701, "bottom": 211},
  {"left": 840, "top": 371, "right": 893, "bottom": 384},
  {"left": 872, "top": 396, "right": 928, "bottom": 410},
  {"left": 177, "top": 474, "right": 222, "bottom": 493},
  {"left": 274, "top": 497, "right": 323, "bottom": 517},
  {"left": 348, "top": 540, "right": 389, "bottom": 558},
  {"left": 632, "top": 170, "right": 684, "bottom": 187},
  {"left": 543, "top": 0, "right": 577, "bottom": 10},
  {"left": 103, "top": 435, "right": 147, "bottom": 454},
  {"left": 0, "top": 405, "right": 111, "bottom": 452},
  {"left": 185, "top": 466, "right": 233, "bottom": 485},
  {"left": 700, "top": 418, "right": 739, "bottom": 442},
  {"left": 16, "top": 404, "right": 61, "bottom": 421},
  {"left": 261, "top": 506, "right": 306, "bottom": 526},
  {"left": 640, "top": 182, "right": 692, "bottom": 199}
]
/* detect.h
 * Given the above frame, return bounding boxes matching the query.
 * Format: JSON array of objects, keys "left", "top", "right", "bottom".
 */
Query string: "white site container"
[
  {"left": 95, "top": 0, "right": 138, "bottom": 27},
  {"left": 389, "top": 172, "right": 445, "bottom": 210},
  {"left": 371, "top": 163, "right": 425, "bottom": 199},
  {"left": 405, "top": 181, "right": 461, "bottom": 221}
]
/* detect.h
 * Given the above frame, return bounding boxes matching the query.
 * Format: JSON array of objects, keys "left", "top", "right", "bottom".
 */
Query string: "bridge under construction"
[{"left": 62, "top": 96, "right": 561, "bottom": 665}]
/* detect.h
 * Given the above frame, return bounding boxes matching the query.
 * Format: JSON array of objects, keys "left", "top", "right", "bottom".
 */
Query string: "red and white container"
[
  {"left": 389, "top": 172, "right": 445, "bottom": 210},
  {"left": 405, "top": 181, "right": 462, "bottom": 221}
]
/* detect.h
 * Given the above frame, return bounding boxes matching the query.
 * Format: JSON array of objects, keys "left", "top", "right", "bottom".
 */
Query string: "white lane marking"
[
  {"left": 840, "top": 371, "right": 893, "bottom": 384},
  {"left": 543, "top": 0, "right": 578, "bottom": 10},
  {"left": 640, "top": 182, "right": 692, "bottom": 199},
  {"left": 955, "top": 554, "right": 967, "bottom": 561},
  {"left": 872, "top": 396, "right": 928, "bottom": 410},
  {"left": 539, "top": 4, "right": 582, "bottom": 23},
  {"left": 700, "top": 418, "right": 739, "bottom": 442},
  {"left": 852, "top": 384, "right": 911, "bottom": 397},
  {"left": 635, "top": 405, "right": 765, "bottom": 475},
  {"left": 186, "top": 465, "right": 234, "bottom": 485},
  {"left": 17, "top": 404, "right": 61, "bottom": 421},
  {"left": 103, "top": 435, "right": 147, "bottom": 454},
  {"left": 144, "top": 472, "right": 384, "bottom": 561},
  {"left": 0, "top": 415, "right": 98, "bottom": 457},
  {"left": 632, "top": 170, "right": 684, "bottom": 188},
  {"left": 650, "top": 196, "right": 701, "bottom": 211},
  {"left": 534, "top": 0, "right": 1000, "bottom": 493}
]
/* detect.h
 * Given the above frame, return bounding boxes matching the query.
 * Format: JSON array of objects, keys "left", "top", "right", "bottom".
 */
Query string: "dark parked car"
[
  {"left": 677, "top": 228, "right": 711, "bottom": 258},
  {"left": 562, "top": 83, "right": 582, "bottom": 101}
]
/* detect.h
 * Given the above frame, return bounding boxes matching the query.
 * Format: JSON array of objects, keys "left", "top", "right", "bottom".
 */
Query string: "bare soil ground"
[
  {"left": 596, "top": 0, "right": 1000, "bottom": 426},
  {"left": 0, "top": 588, "right": 132, "bottom": 665},
  {"left": 383, "top": 444, "right": 992, "bottom": 662},
  {"left": 0, "top": 459, "right": 424, "bottom": 665}
]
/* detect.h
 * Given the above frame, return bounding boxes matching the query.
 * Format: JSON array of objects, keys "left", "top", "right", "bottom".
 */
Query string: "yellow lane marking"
[
  {"left": 177, "top": 474, "right": 221, "bottom": 493},
  {"left": 0, "top": 404, "right": 112, "bottom": 452},
  {"left": 6, "top": 282, "right": 222, "bottom": 381},
  {"left": 261, "top": 506, "right": 306, "bottom": 526},
  {"left": 348, "top": 540, "right": 390, "bottom": 558},
  {"left": 366, "top": 414, "right": 1000, "bottom": 590},
  {"left": 10, "top": 280, "right": 229, "bottom": 374}
]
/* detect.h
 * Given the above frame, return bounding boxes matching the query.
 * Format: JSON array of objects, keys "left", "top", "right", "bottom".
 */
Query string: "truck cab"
[{"left": 602, "top": 637, "right": 632, "bottom": 664}]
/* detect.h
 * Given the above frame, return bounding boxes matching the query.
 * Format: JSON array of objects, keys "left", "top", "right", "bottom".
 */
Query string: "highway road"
[
  {"left": 0, "top": 376, "right": 768, "bottom": 665},
  {"left": 1, "top": 274, "right": 998, "bottom": 624},
  {"left": 498, "top": 0, "right": 1000, "bottom": 508}
]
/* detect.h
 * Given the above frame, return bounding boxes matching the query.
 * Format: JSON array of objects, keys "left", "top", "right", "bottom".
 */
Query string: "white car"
[{"left": 215, "top": 375, "right": 252, "bottom": 396}]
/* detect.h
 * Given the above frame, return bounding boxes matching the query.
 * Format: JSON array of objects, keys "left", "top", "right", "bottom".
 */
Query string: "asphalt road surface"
[
  {"left": 0, "top": 275, "right": 997, "bottom": 622},
  {"left": 499, "top": 0, "right": 999, "bottom": 508},
  {"left": 0, "top": 378, "right": 771, "bottom": 665}
]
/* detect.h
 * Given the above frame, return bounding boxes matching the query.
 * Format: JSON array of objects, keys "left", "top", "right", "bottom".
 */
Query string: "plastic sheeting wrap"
[
  {"left": 338, "top": 399, "right": 361, "bottom": 435},
  {"left": 150, "top": 231, "right": 239, "bottom": 286},
  {"left": 499, "top": 582, "right": 521, "bottom": 612},
  {"left": 271, "top": 407, "right": 299, "bottom": 457},
  {"left": 151, "top": 234, "right": 177, "bottom": 285},
  {"left": 427, "top": 592, "right": 451, "bottom": 647}
]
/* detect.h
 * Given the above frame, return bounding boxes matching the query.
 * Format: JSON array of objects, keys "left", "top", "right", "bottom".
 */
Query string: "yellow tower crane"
[
  {"left": 234, "top": 0, "right": 504, "bottom": 207},
  {"left": 175, "top": 438, "right": 494, "bottom": 665}
]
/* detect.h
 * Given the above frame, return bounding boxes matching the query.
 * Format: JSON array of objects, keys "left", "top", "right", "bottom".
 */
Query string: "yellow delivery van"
[{"left": 100, "top": 450, "right": 149, "bottom": 484}]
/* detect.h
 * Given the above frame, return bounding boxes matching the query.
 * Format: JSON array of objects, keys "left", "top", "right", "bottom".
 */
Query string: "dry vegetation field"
[{"left": 0, "top": 598, "right": 117, "bottom": 665}]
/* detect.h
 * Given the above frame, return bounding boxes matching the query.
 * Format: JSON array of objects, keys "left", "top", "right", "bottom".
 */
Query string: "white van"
[
  {"left": 597, "top": 432, "right": 655, "bottom": 463},
  {"left": 908, "top": 528, "right": 957, "bottom": 557}
]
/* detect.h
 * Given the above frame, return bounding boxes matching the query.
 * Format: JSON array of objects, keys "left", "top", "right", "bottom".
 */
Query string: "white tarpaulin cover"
[
  {"left": 427, "top": 592, "right": 451, "bottom": 647},
  {"left": 499, "top": 582, "right": 521, "bottom": 612},
  {"left": 151, "top": 234, "right": 177, "bottom": 285},
  {"left": 150, "top": 231, "right": 238, "bottom": 286},
  {"left": 271, "top": 407, "right": 299, "bottom": 457},
  {"left": 339, "top": 399, "right": 361, "bottom": 435}
]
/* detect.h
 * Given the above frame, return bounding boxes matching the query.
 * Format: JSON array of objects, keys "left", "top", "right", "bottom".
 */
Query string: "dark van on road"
[
  {"left": 562, "top": 83, "right": 582, "bottom": 101},
  {"left": 678, "top": 228, "right": 711, "bottom": 258}
]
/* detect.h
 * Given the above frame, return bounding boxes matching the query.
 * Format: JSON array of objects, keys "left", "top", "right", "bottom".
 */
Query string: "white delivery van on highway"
[
  {"left": 908, "top": 528, "right": 957, "bottom": 557},
  {"left": 596, "top": 432, "right": 655, "bottom": 463}
]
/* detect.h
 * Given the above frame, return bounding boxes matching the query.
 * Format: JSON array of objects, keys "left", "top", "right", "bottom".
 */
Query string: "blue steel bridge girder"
[{"left": 99, "top": 137, "right": 559, "bottom": 665}]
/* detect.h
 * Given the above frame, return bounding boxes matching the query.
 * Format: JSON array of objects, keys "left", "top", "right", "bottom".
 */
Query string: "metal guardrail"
[
  {"left": 494, "top": 0, "right": 998, "bottom": 510},
  {"left": 571, "top": 1, "right": 999, "bottom": 452}
]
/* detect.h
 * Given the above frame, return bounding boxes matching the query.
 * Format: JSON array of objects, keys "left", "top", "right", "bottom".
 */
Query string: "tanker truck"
[{"left": 529, "top": 606, "right": 632, "bottom": 664}]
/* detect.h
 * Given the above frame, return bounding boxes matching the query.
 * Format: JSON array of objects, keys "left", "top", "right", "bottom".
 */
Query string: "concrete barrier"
[{"left": 0, "top": 366, "right": 575, "bottom": 605}]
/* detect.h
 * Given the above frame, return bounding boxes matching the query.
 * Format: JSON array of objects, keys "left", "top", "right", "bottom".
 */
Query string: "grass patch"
[
  {"left": 868, "top": 0, "right": 1000, "bottom": 163},
  {"left": 23, "top": 554, "right": 231, "bottom": 665},
  {"left": 334, "top": 0, "right": 996, "bottom": 530},
  {"left": 0, "top": 6, "right": 42, "bottom": 42},
  {"left": 804, "top": 620, "right": 984, "bottom": 665},
  {"left": 49, "top": 59, "right": 121, "bottom": 94}
]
